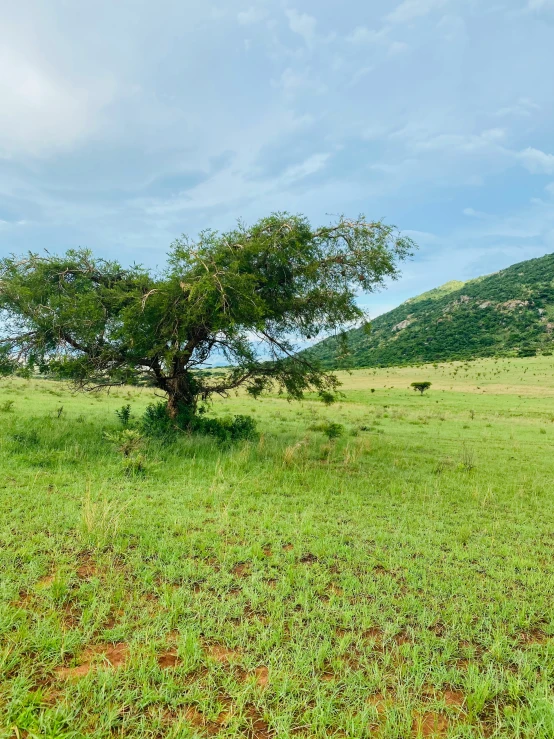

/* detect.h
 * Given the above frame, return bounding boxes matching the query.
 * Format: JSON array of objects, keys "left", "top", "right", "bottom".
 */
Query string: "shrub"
[
  {"left": 193, "top": 413, "right": 258, "bottom": 443},
  {"left": 323, "top": 422, "right": 344, "bottom": 440},
  {"left": 140, "top": 401, "right": 257, "bottom": 443},
  {"left": 122, "top": 453, "right": 148, "bottom": 477},
  {"left": 104, "top": 429, "right": 143, "bottom": 456},
  {"left": 0, "top": 400, "right": 14, "bottom": 412},
  {"left": 141, "top": 401, "right": 175, "bottom": 439},
  {"left": 115, "top": 404, "right": 132, "bottom": 426}
]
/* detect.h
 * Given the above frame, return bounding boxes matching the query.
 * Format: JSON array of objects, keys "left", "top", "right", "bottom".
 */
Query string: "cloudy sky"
[{"left": 1, "top": 0, "right": 553, "bottom": 317}]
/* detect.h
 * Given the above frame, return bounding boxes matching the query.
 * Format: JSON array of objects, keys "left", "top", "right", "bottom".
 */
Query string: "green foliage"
[
  {"left": 195, "top": 414, "right": 258, "bottom": 443},
  {"left": 519, "top": 346, "right": 537, "bottom": 357},
  {"left": 104, "top": 428, "right": 144, "bottom": 457},
  {"left": 411, "top": 381, "right": 432, "bottom": 395},
  {"left": 115, "top": 403, "right": 132, "bottom": 426},
  {"left": 141, "top": 401, "right": 176, "bottom": 439},
  {"left": 308, "top": 253, "right": 554, "bottom": 367},
  {"left": 0, "top": 214, "right": 413, "bottom": 416},
  {"left": 0, "top": 399, "right": 14, "bottom": 412},
  {"left": 141, "top": 401, "right": 257, "bottom": 443},
  {"left": 310, "top": 420, "right": 345, "bottom": 439},
  {"left": 323, "top": 421, "right": 345, "bottom": 440}
]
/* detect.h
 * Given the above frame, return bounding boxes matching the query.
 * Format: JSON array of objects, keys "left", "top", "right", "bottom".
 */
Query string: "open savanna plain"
[{"left": 1, "top": 356, "right": 554, "bottom": 738}]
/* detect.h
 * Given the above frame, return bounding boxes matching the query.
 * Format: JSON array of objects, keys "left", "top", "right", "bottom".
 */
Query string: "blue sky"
[{"left": 1, "top": 0, "right": 554, "bottom": 318}]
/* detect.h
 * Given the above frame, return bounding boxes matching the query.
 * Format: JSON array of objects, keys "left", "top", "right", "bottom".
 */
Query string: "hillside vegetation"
[{"left": 307, "top": 253, "right": 554, "bottom": 367}]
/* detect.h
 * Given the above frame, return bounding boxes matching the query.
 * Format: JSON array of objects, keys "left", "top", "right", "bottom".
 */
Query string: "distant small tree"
[{"left": 411, "top": 381, "right": 431, "bottom": 395}]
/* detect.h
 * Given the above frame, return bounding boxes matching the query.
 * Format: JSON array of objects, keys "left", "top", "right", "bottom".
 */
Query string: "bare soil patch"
[
  {"left": 412, "top": 711, "right": 449, "bottom": 737},
  {"left": 204, "top": 643, "right": 241, "bottom": 663},
  {"left": 55, "top": 642, "right": 129, "bottom": 680}
]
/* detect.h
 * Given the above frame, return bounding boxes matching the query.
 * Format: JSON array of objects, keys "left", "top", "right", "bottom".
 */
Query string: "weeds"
[
  {"left": 0, "top": 400, "right": 14, "bottom": 412},
  {"left": 80, "top": 491, "right": 125, "bottom": 548},
  {"left": 460, "top": 443, "right": 476, "bottom": 471}
]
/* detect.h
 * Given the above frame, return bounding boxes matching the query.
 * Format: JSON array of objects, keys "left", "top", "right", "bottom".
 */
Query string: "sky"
[{"left": 1, "top": 0, "right": 554, "bottom": 319}]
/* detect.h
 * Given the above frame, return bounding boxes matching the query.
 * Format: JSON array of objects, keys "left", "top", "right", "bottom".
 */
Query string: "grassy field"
[{"left": 1, "top": 356, "right": 554, "bottom": 738}]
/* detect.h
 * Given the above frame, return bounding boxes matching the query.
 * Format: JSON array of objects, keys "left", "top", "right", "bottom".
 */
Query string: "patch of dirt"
[
  {"left": 299, "top": 552, "right": 318, "bottom": 564},
  {"left": 61, "top": 603, "right": 81, "bottom": 630},
  {"left": 367, "top": 693, "right": 387, "bottom": 716},
  {"left": 232, "top": 563, "right": 250, "bottom": 578},
  {"left": 429, "top": 622, "right": 446, "bottom": 637},
  {"left": 102, "top": 609, "right": 123, "bottom": 630},
  {"left": 244, "top": 605, "right": 268, "bottom": 624},
  {"left": 262, "top": 547, "right": 272, "bottom": 557},
  {"left": 76, "top": 554, "right": 98, "bottom": 579},
  {"left": 55, "top": 642, "right": 129, "bottom": 680},
  {"left": 519, "top": 629, "right": 548, "bottom": 645},
  {"left": 412, "top": 712, "right": 449, "bottom": 737},
  {"left": 178, "top": 697, "right": 236, "bottom": 736},
  {"left": 158, "top": 650, "right": 181, "bottom": 668},
  {"left": 14, "top": 590, "right": 33, "bottom": 608},
  {"left": 265, "top": 579, "right": 277, "bottom": 589},
  {"left": 37, "top": 574, "right": 55, "bottom": 588},
  {"left": 363, "top": 627, "right": 384, "bottom": 643},
  {"left": 254, "top": 665, "right": 269, "bottom": 688},
  {"left": 56, "top": 663, "right": 92, "bottom": 680},
  {"left": 282, "top": 543, "right": 294, "bottom": 552},
  {"left": 443, "top": 690, "right": 465, "bottom": 708},
  {"left": 245, "top": 705, "right": 273, "bottom": 739},
  {"left": 327, "top": 584, "right": 343, "bottom": 596},
  {"left": 205, "top": 643, "right": 241, "bottom": 663},
  {"left": 394, "top": 631, "right": 411, "bottom": 646}
]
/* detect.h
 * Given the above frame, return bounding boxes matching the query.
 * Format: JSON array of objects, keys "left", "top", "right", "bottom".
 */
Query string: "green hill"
[{"left": 307, "top": 253, "right": 554, "bottom": 367}]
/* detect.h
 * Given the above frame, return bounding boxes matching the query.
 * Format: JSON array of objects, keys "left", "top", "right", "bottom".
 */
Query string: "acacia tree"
[
  {"left": 411, "top": 381, "right": 431, "bottom": 395},
  {"left": 0, "top": 213, "right": 414, "bottom": 420}
]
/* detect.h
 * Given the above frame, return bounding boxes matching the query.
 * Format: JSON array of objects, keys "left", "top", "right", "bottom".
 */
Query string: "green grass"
[{"left": 1, "top": 357, "right": 554, "bottom": 738}]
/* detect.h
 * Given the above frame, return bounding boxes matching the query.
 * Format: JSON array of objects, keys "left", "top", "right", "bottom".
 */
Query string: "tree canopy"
[
  {"left": 0, "top": 213, "right": 414, "bottom": 418},
  {"left": 411, "top": 381, "right": 431, "bottom": 395}
]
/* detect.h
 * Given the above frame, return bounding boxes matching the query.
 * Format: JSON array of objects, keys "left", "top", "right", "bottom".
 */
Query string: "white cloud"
[
  {"left": 528, "top": 0, "right": 554, "bottom": 9},
  {"left": 495, "top": 97, "right": 540, "bottom": 118},
  {"left": 388, "top": 41, "right": 409, "bottom": 55},
  {"left": 386, "top": 0, "right": 447, "bottom": 24},
  {"left": 285, "top": 8, "right": 317, "bottom": 47},
  {"left": 410, "top": 128, "right": 506, "bottom": 153},
  {"left": 463, "top": 208, "right": 488, "bottom": 218},
  {"left": 0, "top": 44, "right": 114, "bottom": 157},
  {"left": 347, "top": 26, "right": 381, "bottom": 44},
  {"left": 281, "top": 152, "right": 330, "bottom": 183},
  {"left": 237, "top": 6, "right": 266, "bottom": 25},
  {"left": 517, "top": 147, "right": 554, "bottom": 175},
  {"left": 276, "top": 67, "right": 326, "bottom": 95}
]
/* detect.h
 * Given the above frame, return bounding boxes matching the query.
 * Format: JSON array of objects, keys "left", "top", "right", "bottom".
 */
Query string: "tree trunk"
[{"left": 166, "top": 373, "right": 198, "bottom": 420}]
